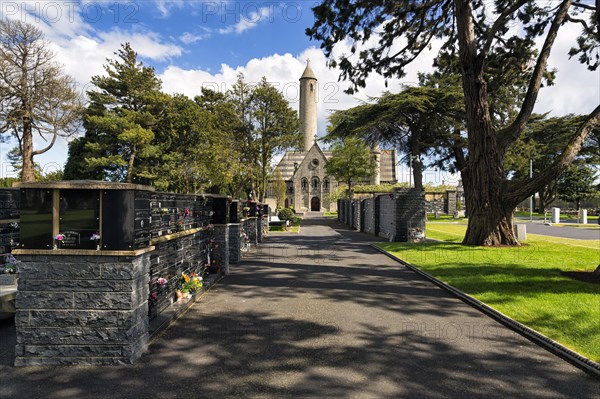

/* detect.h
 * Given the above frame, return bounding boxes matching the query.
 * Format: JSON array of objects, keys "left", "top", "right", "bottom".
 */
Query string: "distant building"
[{"left": 269, "top": 62, "right": 397, "bottom": 212}]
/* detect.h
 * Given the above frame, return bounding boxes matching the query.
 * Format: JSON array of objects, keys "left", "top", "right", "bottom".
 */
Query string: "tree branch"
[
  {"left": 482, "top": 0, "right": 529, "bottom": 57},
  {"left": 499, "top": 0, "right": 573, "bottom": 149},
  {"left": 32, "top": 127, "right": 57, "bottom": 156},
  {"left": 505, "top": 104, "right": 600, "bottom": 204}
]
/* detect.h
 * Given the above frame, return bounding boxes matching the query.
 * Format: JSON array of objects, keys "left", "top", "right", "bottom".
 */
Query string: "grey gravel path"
[{"left": 0, "top": 214, "right": 598, "bottom": 398}]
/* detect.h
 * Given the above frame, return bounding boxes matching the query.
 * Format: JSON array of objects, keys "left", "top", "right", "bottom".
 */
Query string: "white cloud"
[
  {"left": 533, "top": 22, "right": 599, "bottom": 116},
  {"left": 158, "top": 42, "right": 440, "bottom": 142},
  {"left": 180, "top": 29, "right": 211, "bottom": 44},
  {"left": 219, "top": 6, "right": 273, "bottom": 35},
  {"left": 153, "top": 0, "right": 186, "bottom": 18}
]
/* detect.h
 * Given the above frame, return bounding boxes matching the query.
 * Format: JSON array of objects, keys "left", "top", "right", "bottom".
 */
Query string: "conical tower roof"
[{"left": 300, "top": 60, "right": 317, "bottom": 80}]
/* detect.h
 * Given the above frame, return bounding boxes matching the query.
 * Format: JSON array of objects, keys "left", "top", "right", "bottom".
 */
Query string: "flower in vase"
[
  {"left": 91, "top": 233, "right": 101, "bottom": 241},
  {"left": 54, "top": 234, "right": 64, "bottom": 241},
  {"left": 157, "top": 277, "right": 168, "bottom": 286}
]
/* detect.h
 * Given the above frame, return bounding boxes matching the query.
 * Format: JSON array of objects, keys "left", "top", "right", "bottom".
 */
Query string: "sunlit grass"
[{"left": 376, "top": 225, "right": 600, "bottom": 362}]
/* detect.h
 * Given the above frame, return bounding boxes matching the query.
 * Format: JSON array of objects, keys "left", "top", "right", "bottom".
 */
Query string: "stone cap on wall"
[{"left": 13, "top": 180, "right": 156, "bottom": 191}]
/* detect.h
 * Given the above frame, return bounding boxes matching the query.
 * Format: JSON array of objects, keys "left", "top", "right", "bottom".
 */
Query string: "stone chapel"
[{"left": 269, "top": 62, "right": 397, "bottom": 212}]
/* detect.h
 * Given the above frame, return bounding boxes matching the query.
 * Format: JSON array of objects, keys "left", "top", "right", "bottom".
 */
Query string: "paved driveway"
[
  {"left": 524, "top": 223, "right": 600, "bottom": 240},
  {"left": 0, "top": 214, "right": 598, "bottom": 398}
]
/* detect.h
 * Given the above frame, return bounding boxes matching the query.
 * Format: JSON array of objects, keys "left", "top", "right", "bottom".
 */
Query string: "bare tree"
[{"left": 0, "top": 19, "right": 83, "bottom": 182}]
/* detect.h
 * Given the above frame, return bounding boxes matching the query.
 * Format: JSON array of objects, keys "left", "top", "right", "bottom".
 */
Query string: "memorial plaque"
[
  {"left": 212, "top": 197, "right": 230, "bottom": 224},
  {"left": 102, "top": 190, "right": 135, "bottom": 250},
  {"left": 229, "top": 201, "right": 240, "bottom": 223},
  {"left": 445, "top": 190, "right": 457, "bottom": 215},
  {"left": 19, "top": 189, "right": 53, "bottom": 249},
  {"left": 59, "top": 189, "right": 100, "bottom": 249},
  {"left": 248, "top": 201, "right": 258, "bottom": 217}
]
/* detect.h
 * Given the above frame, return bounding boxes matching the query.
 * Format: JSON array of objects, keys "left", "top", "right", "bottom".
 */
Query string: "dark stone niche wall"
[
  {"left": 11, "top": 182, "right": 267, "bottom": 366},
  {"left": 338, "top": 189, "right": 426, "bottom": 242}
]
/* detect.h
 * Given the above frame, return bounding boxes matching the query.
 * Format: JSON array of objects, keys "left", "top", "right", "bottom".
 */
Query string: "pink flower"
[{"left": 157, "top": 277, "right": 168, "bottom": 286}]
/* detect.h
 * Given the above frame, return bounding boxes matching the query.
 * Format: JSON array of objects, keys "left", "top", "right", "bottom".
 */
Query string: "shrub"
[{"left": 277, "top": 208, "right": 295, "bottom": 221}]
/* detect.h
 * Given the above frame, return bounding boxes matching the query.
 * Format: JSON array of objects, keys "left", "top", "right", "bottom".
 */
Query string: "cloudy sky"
[{"left": 1, "top": 1, "right": 598, "bottom": 184}]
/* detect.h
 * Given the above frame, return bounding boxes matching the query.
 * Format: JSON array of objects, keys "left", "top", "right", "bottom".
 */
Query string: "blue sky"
[{"left": 0, "top": 1, "right": 598, "bottom": 186}]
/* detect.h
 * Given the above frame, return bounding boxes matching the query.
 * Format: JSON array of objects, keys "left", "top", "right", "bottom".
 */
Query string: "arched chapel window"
[{"left": 301, "top": 178, "right": 308, "bottom": 191}]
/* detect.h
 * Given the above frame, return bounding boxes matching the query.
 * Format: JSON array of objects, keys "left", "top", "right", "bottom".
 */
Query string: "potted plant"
[{"left": 177, "top": 272, "right": 203, "bottom": 299}]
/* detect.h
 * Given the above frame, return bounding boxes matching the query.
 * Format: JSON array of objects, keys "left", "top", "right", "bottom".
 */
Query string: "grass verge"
[
  {"left": 376, "top": 223, "right": 600, "bottom": 362},
  {"left": 323, "top": 211, "right": 338, "bottom": 218}
]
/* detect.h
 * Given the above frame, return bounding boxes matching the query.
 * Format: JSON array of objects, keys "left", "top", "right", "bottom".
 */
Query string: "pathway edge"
[{"left": 370, "top": 243, "right": 600, "bottom": 379}]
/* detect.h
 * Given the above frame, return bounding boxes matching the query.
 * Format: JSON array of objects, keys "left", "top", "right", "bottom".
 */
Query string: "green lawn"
[
  {"left": 376, "top": 223, "right": 600, "bottom": 362},
  {"left": 427, "top": 214, "right": 468, "bottom": 223},
  {"left": 323, "top": 211, "right": 338, "bottom": 218}
]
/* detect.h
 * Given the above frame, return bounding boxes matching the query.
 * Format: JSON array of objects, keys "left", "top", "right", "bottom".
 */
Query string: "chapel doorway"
[{"left": 310, "top": 197, "right": 320, "bottom": 211}]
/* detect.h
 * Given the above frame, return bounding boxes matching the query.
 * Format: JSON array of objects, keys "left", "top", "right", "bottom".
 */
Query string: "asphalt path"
[
  {"left": 523, "top": 223, "right": 600, "bottom": 241},
  {"left": 0, "top": 214, "right": 598, "bottom": 398}
]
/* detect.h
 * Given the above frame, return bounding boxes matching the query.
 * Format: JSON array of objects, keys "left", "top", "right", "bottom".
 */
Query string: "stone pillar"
[
  {"left": 228, "top": 223, "right": 241, "bottom": 264},
  {"left": 372, "top": 144, "right": 381, "bottom": 185},
  {"left": 257, "top": 217, "right": 263, "bottom": 243},
  {"left": 247, "top": 217, "right": 258, "bottom": 245},
  {"left": 14, "top": 251, "right": 152, "bottom": 366},
  {"left": 212, "top": 224, "right": 229, "bottom": 275},
  {"left": 551, "top": 207, "right": 560, "bottom": 224},
  {"left": 580, "top": 209, "right": 588, "bottom": 224},
  {"left": 394, "top": 188, "right": 426, "bottom": 242}
]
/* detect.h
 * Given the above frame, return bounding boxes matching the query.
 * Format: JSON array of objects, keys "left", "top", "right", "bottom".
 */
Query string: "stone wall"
[
  {"left": 149, "top": 231, "right": 208, "bottom": 321},
  {"left": 394, "top": 188, "right": 426, "bottom": 242},
  {"left": 378, "top": 194, "right": 396, "bottom": 240},
  {"left": 10, "top": 182, "right": 269, "bottom": 366},
  {"left": 246, "top": 217, "right": 258, "bottom": 245},
  {"left": 228, "top": 224, "right": 241, "bottom": 264},
  {"left": 15, "top": 252, "right": 151, "bottom": 366},
  {"left": 338, "top": 189, "right": 426, "bottom": 242},
  {"left": 212, "top": 224, "right": 229, "bottom": 275},
  {"left": 362, "top": 198, "right": 375, "bottom": 234}
]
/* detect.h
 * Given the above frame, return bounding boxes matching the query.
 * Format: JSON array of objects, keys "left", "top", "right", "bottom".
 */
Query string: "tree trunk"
[
  {"left": 455, "top": 0, "right": 519, "bottom": 246},
  {"left": 21, "top": 121, "right": 36, "bottom": 182},
  {"left": 126, "top": 145, "right": 136, "bottom": 183},
  {"left": 410, "top": 139, "right": 423, "bottom": 190}
]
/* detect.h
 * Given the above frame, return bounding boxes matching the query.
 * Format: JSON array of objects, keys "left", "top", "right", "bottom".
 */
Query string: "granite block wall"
[
  {"left": 394, "top": 188, "right": 426, "bottom": 242},
  {"left": 212, "top": 224, "right": 229, "bottom": 275},
  {"left": 15, "top": 253, "right": 151, "bottom": 366},
  {"left": 378, "top": 193, "right": 396, "bottom": 240},
  {"left": 229, "top": 223, "right": 241, "bottom": 264},
  {"left": 247, "top": 218, "right": 258, "bottom": 245},
  {"left": 363, "top": 198, "right": 375, "bottom": 235},
  {"left": 148, "top": 231, "right": 208, "bottom": 321}
]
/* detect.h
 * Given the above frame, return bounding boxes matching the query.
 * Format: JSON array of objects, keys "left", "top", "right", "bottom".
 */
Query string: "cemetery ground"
[
  {"left": 1, "top": 214, "right": 598, "bottom": 397},
  {"left": 377, "top": 223, "right": 600, "bottom": 364}
]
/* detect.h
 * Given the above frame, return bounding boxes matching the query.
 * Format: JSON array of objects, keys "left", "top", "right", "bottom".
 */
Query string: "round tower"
[
  {"left": 299, "top": 60, "right": 318, "bottom": 152},
  {"left": 372, "top": 142, "right": 381, "bottom": 185}
]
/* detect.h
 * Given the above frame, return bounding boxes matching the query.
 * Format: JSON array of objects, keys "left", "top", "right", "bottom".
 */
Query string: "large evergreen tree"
[
  {"left": 557, "top": 163, "right": 597, "bottom": 211},
  {"left": 307, "top": 0, "right": 600, "bottom": 246},
  {"left": 327, "top": 76, "right": 464, "bottom": 190},
  {"left": 70, "top": 43, "right": 165, "bottom": 183}
]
